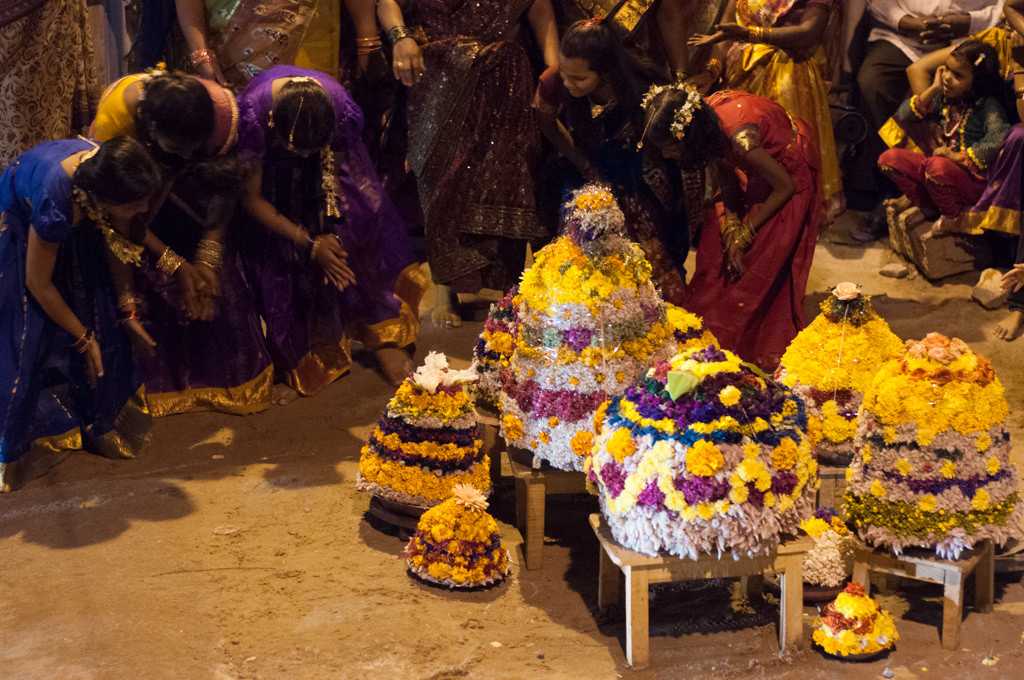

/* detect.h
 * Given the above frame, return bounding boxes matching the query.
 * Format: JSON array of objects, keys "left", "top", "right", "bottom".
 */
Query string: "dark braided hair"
[
  {"left": 271, "top": 79, "right": 336, "bottom": 153},
  {"left": 73, "top": 137, "right": 163, "bottom": 205},
  {"left": 136, "top": 71, "right": 214, "bottom": 160},
  {"left": 644, "top": 88, "right": 729, "bottom": 169}
]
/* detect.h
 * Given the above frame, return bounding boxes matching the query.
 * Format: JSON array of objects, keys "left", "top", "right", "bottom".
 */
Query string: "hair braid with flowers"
[{"left": 638, "top": 82, "right": 703, "bottom": 149}]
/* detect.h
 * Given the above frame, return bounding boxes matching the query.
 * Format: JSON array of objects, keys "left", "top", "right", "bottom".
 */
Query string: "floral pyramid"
[
  {"left": 472, "top": 287, "right": 518, "bottom": 410},
  {"left": 813, "top": 583, "right": 898, "bottom": 658},
  {"left": 357, "top": 353, "right": 489, "bottom": 507}
]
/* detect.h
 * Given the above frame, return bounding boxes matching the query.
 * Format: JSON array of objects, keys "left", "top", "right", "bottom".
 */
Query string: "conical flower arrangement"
[
  {"left": 776, "top": 283, "right": 904, "bottom": 464},
  {"left": 405, "top": 484, "right": 511, "bottom": 588},
  {"left": 813, "top": 583, "right": 898, "bottom": 659},
  {"left": 588, "top": 344, "right": 818, "bottom": 559},
  {"left": 845, "top": 333, "right": 1023, "bottom": 559},
  {"left": 357, "top": 353, "right": 489, "bottom": 507},
  {"left": 472, "top": 286, "right": 518, "bottom": 410}
]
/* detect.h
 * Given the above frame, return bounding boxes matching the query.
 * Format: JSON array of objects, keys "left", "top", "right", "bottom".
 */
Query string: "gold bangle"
[
  {"left": 309, "top": 236, "right": 322, "bottom": 262},
  {"left": 156, "top": 247, "right": 185, "bottom": 276},
  {"left": 194, "top": 238, "right": 224, "bottom": 270}
]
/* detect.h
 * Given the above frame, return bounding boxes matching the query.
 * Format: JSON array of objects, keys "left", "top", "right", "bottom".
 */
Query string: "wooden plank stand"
[
  {"left": 589, "top": 514, "right": 812, "bottom": 669},
  {"left": 852, "top": 540, "right": 994, "bottom": 650},
  {"left": 504, "top": 448, "right": 587, "bottom": 570},
  {"left": 816, "top": 465, "right": 848, "bottom": 509}
]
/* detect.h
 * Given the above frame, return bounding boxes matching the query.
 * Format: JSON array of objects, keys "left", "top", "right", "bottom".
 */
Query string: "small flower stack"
[
  {"left": 588, "top": 344, "right": 818, "bottom": 559},
  {"left": 776, "top": 283, "right": 904, "bottom": 465},
  {"left": 812, "top": 583, "right": 898, "bottom": 659},
  {"left": 499, "top": 185, "right": 704, "bottom": 471},
  {"left": 801, "top": 508, "right": 854, "bottom": 590},
  {"left": 357, "top": 353, "right": 490, "bottom": 507},
  {"left": 405, "top": 484, "right": 511, "bottom": 588},
  {"left": 845, "top": 333, "right": 1023, "bottom": 559},
  {"left": 472, "top": 287, "right": 518, "bottom": 410}
]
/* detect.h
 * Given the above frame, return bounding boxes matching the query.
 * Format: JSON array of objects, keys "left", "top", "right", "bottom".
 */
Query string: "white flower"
[
  {"left": 833, "top": 282, "right": 861, "bottom": 301},
  {"left": 413, "top": 351, "right": 450, "bottom": 393}
]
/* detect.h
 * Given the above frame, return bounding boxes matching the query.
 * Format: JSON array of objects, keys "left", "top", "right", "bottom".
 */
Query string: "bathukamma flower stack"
[
  {"left": 499, "top": 184, "right": 713, "bottom": 470},
  {"left": 405, "top": 484, "right": 511, "bottom": 588},
  {"left": 472, "top": 287, "right": 518, "bottom": 410},
  {"left": 800, "top": 507, "right": 854, "bottom": 589},
  {"left": 776, "top": 283, "right": 904, "bottom": 464},
  {"left": 812, "top": 583, "right": 898, "bottom": 658},
  {"left": 845, "top": 333, "right": 1023, "bottom": 559},
  {"left": 357, "top": 353, "right": 489, "bottom": 507},
  {"left": 588, "top": 344, "right": 818, "bottom": 559}
]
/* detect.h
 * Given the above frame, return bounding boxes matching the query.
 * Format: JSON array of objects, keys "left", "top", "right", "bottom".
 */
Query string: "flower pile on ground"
[
  {"left": 845, "top": 333, "right": 1023, "bottom": 559},
  {"left": 473, "top": 287, "right": 518, "bottom": 410},
  {"left": 357, "top": 353, "right": 489, "bottom": 507},
  {"left": 499, "top": 185, "right": 713, "bottom": 470},
  {"left": 776, "top": 283, "right": 903, "bottom": 465},
  {"left": 813, "top": 583, "right": 898, "bottom": 658},
  {"left": 405, "top": 484, "right": 511, "bottom": 588},
  {"left": 801, "top": 507, "right": 854, "bottom": 588},
  {"left": 588, "top": 344, "right": 818, "bottom": 558}
]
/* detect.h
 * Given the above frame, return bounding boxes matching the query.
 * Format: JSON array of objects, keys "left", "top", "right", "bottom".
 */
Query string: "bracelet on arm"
[
  {"left": 194, "top": 238, "right": 224, "bottom": 270},
  {"left": 385, "top": 25, "right": 415, "bottom": 47},
  {"left": 71, "top": 328, "right": 96, "bottom": 353},
  {"left": 189, "top": 48, "right": 216, "bottom": 68},
  {"left": 705, "top": 57, "right": 723, "bottom": 80},
  {"left": 309, "top": 235, "right": 322, "bottom": 262},
  {"left": 356, "top": 35, "right": 384, "bottom": 56},
  {"left": 156, "top": 247, "right": 186, "bottom": 277}
]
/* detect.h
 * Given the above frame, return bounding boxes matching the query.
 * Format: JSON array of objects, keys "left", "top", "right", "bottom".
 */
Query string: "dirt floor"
[{"left": 3, "top": 220, "right": 1024, "bottom": 680}]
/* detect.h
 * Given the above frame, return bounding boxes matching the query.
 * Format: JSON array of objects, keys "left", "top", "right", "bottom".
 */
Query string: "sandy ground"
[{"left": 3, "top": 222, "right": 1024, "bottom": 680}]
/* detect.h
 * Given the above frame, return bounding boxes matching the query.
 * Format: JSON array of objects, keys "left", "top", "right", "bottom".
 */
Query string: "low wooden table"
[
  {"left": 816, "top": 465, "right": 848, "bottom": 509},
  {"left": 504, "top": 448, "right": 587, "bottom": 570},
  {"left": 589, "top": 514, "right": 812, "bottom": 669},
  {"left": 476, "top": 410, "right": 503, "bottom": 484},
  {"left": 852, "top": 540, "right": 994, "bottom": 650}
]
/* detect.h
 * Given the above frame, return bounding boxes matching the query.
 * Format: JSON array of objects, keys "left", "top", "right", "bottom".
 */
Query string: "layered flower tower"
[
  {"left": 499, "top": 184, "right": 714, "bottom": 471},
  {"left": 812, "top": 583, "right": 898, "bottom": 658},
  {"left": 472, "top": 287, "right": 518, "bottom": 410},
  {"left": 845, "top": 333, "right": 1023, "bottom": 559},
  {"left": 800, "top": 508, "right": 854, "bottom": 590},
  {"left": 776, "top": 282, "right": 904, "bottom": 465},
  {"left": 405, "top": 484, "right": 511, "bottom": 588},
  {"left": 588, "top": 344, "right": 818, "bottom": 559},
  {"left": 357, "top": 353, "right": 489, "bottom": 507}
]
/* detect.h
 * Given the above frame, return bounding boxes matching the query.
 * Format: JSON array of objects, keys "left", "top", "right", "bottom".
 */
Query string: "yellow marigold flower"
[
  {"left": 569, "top": 376, "right": 580, "bottom": 386},
  {"left": 685, "top": 439, "right": 725, "bottom": 477},
  {"left": 502, "top": 414, "right": 525, "bottom": 442},
  {"left": 834, "top": 591, "right": 878, "bottom": 620},
  {"left": 918, "top": 494, "right": 937, "bottom": 512},
  {"left": 607, "top": 428, "right": 637, "bottom": 462},
  {"left": 770, "top": 437, "right": 799, "bottom": 471},
  {"left": 736, "top": 457, "right": 767, "bottom": 483},
  {"left": 778, "top": 494, "right": 795, "bottom": 512},
  {"left": 763, "top": 492, "right": 776, "bottom": 508},
  {"left": 571, "top": 430, "right": 595, "bottom": 458},
  {"left": 801, "top": 517, "right": 830, "bottom": 539},
  {"left": 539, "top": 431, "right": 550, "bottom": 444},
  {"left": 895, "top": 458, "right": 911, "bottom": 477},
  {"left": 729, "top": 483, "right": 750, "bottom": 504},
  {"left": 870, "top": 479, "right": 885, "bottom": 497},
  {"left": 681, "top": 504, "right": 698, "bottom": 521},
  {"left": 860, "top": 444, "right": 873, "bottom": 465},
  {"left": 718, "top": 385, "right": 741, "bottom": 407},
  {"left": 548, "top": 416, "right": 560, "bottom": 427},
  {"left": 845, "top": 466, "right": 855, "bottom": 482},
  {"left": 592, "top": 400, "right": 610, "bottom": 432},
  {"left": 976, "top": 432, "right": 992, "bottom": 452},
  {"left": 697, "top": 502, "right": 715, "bottom": 520},
  {"left": 753, "top": 418, "right": 769, "bottom": 432},
  {"left": 971, "top": 488, "right": 991, "bottom": 511},
  {"left": 940, "top": 461, "right": 956, "bottom": 479},
  {"left": 743, "top": 443, "right": 761, "bottom": 459},
  {"left": 987, "top": 456, "right": 1001, "bottom": 475}
]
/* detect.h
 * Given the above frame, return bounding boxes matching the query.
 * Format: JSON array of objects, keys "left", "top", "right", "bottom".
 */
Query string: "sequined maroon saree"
[{"left": 405, "top": 0, "right": 547, "bottom": 291}]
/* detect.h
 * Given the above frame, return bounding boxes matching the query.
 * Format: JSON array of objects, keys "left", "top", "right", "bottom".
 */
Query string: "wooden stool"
[
  {"left": 589, "top": 514, "right": 812, "bottom": 669},
  {"left": 816, "top": 465, "right": 848, "bottom": 509},
  {"left": 476, "top": 410, "right": 503, "bottom": 484},
  {"left": 852, "top": 540, "right": 994, "bottom": 650},
  {"left": 504, "top": 448, "right": 587, "bottom": 570}
]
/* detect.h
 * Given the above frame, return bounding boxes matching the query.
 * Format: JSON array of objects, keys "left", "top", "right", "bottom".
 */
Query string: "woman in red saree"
[
  {"left": 375, "top": 0, "right": 559, "bottom": 326},
  {"left": 641, "top": 85, "right": 822, "bottom": 369}
]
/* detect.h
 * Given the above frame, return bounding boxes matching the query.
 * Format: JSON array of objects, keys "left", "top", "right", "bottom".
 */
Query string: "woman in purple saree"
[{"left": 237, "top": 65, "right": 425, "bottom": 396}]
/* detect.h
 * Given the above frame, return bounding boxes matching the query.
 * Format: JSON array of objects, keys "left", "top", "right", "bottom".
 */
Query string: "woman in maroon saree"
[
  {"left": 642, "top": 85, "right": 822, "bottom": 369},
  {"left": 375, "top": 0, "right": 559, "bottom": 325}
]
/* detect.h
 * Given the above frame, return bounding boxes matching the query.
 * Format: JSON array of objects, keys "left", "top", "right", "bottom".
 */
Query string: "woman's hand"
[
  {"left": 1002, "top": 264, "right": 1024, "bottom": 293},
  {"left": 688, "top": 30, "right": 724, "bottom": 48},
  {"left": 932, "top": 146, "right": 966, "bottom": 164},
  {"left": 196, "top": 58, "right": 228, "bottom": 86},
  {"left": 312, "top": 235, "right": 357, "bottom": 290},
  {"left": 122, "top": 318, "right": 158, "bottom": 357},
  {"left": 715, "top": 23, "right": 751, "bottom": 41},
  {"left": 83, "top": 337, "right": 104, "bottom": 387},
  {"left": 931, "top": 64, "right": 946, "bottom": 91},
  {"left": 725, "top": 243, "right": 746, "bottom": 281},
  {"left": 195, "top": 262, "right": 222, "bottom": 301},
  {"left": 175, "top": 261, "right": 208, "bottom": 320},
  {"left": 392, "top": 38, "right": 425, "bottom": 87}
]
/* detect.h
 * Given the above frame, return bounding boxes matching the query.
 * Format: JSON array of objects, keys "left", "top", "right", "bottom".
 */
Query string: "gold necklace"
[{"left": 72, "top": 187, "right": 144, "bottom": 266}]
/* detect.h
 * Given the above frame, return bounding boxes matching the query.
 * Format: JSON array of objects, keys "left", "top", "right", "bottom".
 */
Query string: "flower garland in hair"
[{"left": 639, "top": 82, "right": 704, "bottom": 147}]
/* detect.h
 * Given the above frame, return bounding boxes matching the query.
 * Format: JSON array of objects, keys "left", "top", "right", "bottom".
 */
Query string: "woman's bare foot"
[
  {"left": 272, "top": 383, "right": 300, "bottom": 406},
  {"left": 899, "top": 207, "right": 927, "bottom": 230},
  {"left": 375, "top": 347, "right": 413, "bottom": 387},
  {"left": 430, "top": 284, "right": 462, "bottom": 328},
  {"left": 0, "top": 462, "right": 13, "bottom": 493},
  {"left": 883, "top": 195, "right": 911, "bottom": 212},
  {"left": 995, "top": 309, "right": 1024, "bottom": 341}
]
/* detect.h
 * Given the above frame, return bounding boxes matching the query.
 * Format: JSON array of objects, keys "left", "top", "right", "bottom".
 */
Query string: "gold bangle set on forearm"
[
  {"left": 194, "top": 238, "right": 224, "bottom": 270},
  {"left": 156, "top": 247, "right": 186, "bottom": 277}
]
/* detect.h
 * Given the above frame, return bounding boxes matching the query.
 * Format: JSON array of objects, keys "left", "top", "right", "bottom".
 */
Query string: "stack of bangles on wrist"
[
  {"left": 71, "top": 328, "right": 96, "bottom": 353},
  {"left": 308, "top": 235, "right": 321, "bottom": 261},
  {"left": 194, "top": 238, "right": 224, "bottom": 270},
  {"left": 189, "top": 48, "right": 216, "bottom": 68},
  {"left": 356, "top": 35, "right": 383, "bottom": 56},
  {"left": 747, "top": 25, "right": 770, "bottom": 42},
  {"left": 385, "top": 25, "right": 415, "bottom": 46},
  {"left": 721, "top": 212, "right": 755, "bottom": 252},
  {"left": 705, "top": 57, "right": 723, "bottom": 81},
  {"left": 117, "top": 293, "right": 142, "bottom": 325},
  {"left": 156, "top": 247, "right": 185, "bottom": 276}
]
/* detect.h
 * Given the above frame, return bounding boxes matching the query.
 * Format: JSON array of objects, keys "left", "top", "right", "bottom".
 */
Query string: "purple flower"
[
  {"left": 815, "top": 506, "right": 840, "bottom": 522},
  {"left": 771, "top": 472, "right": 798, "bottom": 496},
  {"left": 637, "top": 481, "right": 666, "bottom": 508},
  {"left": 563, "top": 328, "right": 594, "bottom": 352},
  {"left": 674, "top": 475, "right": 729, "bottom": 504},
  {"left": 600, "top": 462, "right": 627, "bottom": 498}
]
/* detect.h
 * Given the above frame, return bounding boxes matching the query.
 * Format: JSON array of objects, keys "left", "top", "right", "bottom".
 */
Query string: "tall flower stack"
[
  {"left": 472, "top": 287, "right": 518, "bottom": 410},
  {"left": 588, "top": 344, "right": 818, "bottom": 559},
  {"left": 776, "top": 282, "right": 904, "bottom": 465},
  {"left": 801, "top": 508, "right": 854, "bottom": 590},
  {"left": 499, "top": 184, "right": 713, "bottom": 471},
  {"left": 844, "top": 333, "right": 1023, "bottom": 559},
  {"left": 357, "top": 353, "right": 490, "bottom": 507},
  {"left": 812, "top": 583, "right": 898, "bottom": 659},
  {"left": 405, "top": 484, "right": 511, "bottom": 588}
]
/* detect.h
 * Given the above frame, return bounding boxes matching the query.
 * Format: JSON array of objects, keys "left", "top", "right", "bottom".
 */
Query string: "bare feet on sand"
[
  {"left": 272, "top": 383, "right": 300, "bottom": 406},
  {"left": 995, "top": 309, "right": 1024, "bottom": 341},
  {"left": 375, "top": 347, "right": 414, "bottom": 387}
]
